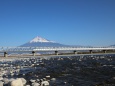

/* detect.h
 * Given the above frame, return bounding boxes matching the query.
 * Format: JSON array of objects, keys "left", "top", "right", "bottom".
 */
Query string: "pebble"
[
  {"left": 32, "top": 82, "right": 40, "bottom": 86},
  {"left": 51, "top": 78, "right": 56, "bottom": 81},
  {"left": 30, "top": 79, "right": 36, "bottom": 83},
  {"left": 41, "top": 81, "right": 49, "bottom": 86}
]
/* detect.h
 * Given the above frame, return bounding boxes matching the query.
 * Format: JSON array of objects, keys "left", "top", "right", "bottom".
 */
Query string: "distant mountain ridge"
[
  {"left": 20, "top": 36, "right": 70, "bottom": 47},
  {"left": 110, "top": 45, "right": 115, "bottom": 47}
]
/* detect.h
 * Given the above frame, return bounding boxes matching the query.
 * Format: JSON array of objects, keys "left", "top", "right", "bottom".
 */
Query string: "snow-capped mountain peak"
[
  {"left": 20, "top": 36, "right": 70, "bottom": 47},
  {"left": 29, "top": 36, "right": 53, "bottom": 43}
]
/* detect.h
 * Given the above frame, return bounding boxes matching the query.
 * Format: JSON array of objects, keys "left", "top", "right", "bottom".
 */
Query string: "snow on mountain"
[{"left": 29, "top": 36, "right": 54, "bottom": 43}]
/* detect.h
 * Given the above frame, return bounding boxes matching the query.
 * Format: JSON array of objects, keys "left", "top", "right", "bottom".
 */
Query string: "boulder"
[
  {"left": 0, "top": 81, "right": 4, "bottom": 86},
  {"left": 20, "top": 78, "right": 27, "bottom": 85},
  {"left": 10, "top": 78, "right": 23, "bottom": 86}
]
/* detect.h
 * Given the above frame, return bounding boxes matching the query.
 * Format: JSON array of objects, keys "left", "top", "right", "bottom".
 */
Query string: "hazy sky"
[{"left": 0, "top": 0, "right": 115, "bottom": 47}]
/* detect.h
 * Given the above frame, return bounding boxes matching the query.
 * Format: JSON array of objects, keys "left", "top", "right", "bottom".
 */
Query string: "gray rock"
[
  {"left": 9, "top": 78, "right": 15, "bottom": 82},
  {"left": 46, "top": 75, "right": 50, "bottom": 78},
  {"left": 3, "top": 78, "right": 15, "bottom": 85},
  {"left": 41, "top": 81, "right": 49, "bottom": 86},
  {"left": 2, "top": 78, "right": 9, "bottom": 84},
  {"left": 51, "top": 78, "right": 56, "bottom": 81},
  {"left": 32, "top": 82, "right": 40, "bottom": 86},
  {"left": 30, "top": 79, "right": 36, "bottom": 83},
  {"left": 0, "top": 77, "right": 3, "bottom": 81},
  {"left": 36, "top": 79, "right": 40, "bottom": 82}
]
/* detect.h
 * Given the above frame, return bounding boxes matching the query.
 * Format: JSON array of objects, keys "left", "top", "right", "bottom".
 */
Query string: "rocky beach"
[{"left": 0, "top": 54, "right": 115, "bottom": 86}]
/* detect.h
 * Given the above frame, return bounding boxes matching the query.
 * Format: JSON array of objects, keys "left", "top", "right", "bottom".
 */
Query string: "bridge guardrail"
[{"left": 0, "top": 47, "right": 115, "bottom": 52}]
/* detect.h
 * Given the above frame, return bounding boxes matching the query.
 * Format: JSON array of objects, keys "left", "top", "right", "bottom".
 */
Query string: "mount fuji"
[{"left": 20, "top": 36, "right": 69, "bottom": 47}]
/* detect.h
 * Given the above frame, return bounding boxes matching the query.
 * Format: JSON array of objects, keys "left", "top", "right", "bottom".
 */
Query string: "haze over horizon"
[{"left": 0, "top": 0, "right": 115, "bottom": 47}]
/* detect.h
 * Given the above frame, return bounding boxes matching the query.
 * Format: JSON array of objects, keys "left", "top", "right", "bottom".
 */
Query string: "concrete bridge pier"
[
  {"left": 89, "top": 50, "right": 93, "bottom": 54},
  {"left": 4, "top": 52, "right": 7, "bottom": 57},
  {"left": 32, "top": 51, "right": 36, "bottom": 56},
  {"left": 55, "top": 51, "right": 58, "bottom": 55},
  {"left": 73, "top": 50, "right": 77, "bottom": 54},
  {"left": 103, "top": 50, "right": 107, "bottom": 53}
]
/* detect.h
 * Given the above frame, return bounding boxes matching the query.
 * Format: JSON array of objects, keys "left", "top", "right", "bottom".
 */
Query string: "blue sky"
[{"left": 0, "top": 0, "right": 115, "bottom": 47}]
